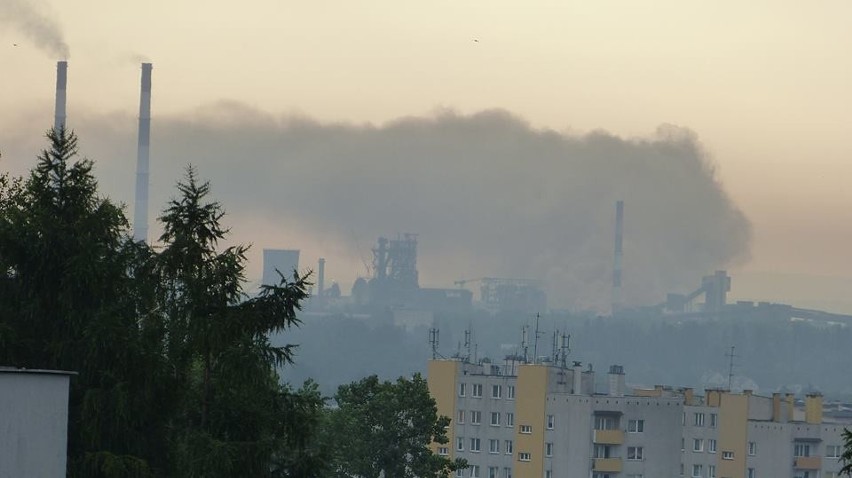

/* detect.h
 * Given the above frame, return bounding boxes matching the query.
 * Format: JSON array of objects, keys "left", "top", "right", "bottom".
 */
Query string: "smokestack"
[
  {"left": 54, "top": 61, "right": 67, "bottom": 131},
  {"left": 133, "top": 63, "right": 153, "bottom": 243},
  {"left": 317, "top": 258, "right": 326, "bottom": 300},
  {"left": 611, "top": 200, "right": 624, "bottom": 314}
]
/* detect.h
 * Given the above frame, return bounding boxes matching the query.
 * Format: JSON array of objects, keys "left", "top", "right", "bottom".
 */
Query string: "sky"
[{"left": 2, "top": 0, "right": 852, "bottom": 311}]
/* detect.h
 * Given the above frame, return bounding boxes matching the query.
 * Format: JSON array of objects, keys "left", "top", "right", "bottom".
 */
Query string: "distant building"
[
  {"left": 0, "top": 368, "right": 74, "bottom": 478},
  {"left": 261, "top": 249, "right": 300, "bottom": 286},
  {"left": 427, "top": 358, "right": 847, "bottom": 478}
]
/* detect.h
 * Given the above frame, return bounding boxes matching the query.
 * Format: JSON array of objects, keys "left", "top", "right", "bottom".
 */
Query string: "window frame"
[
  {"left": 627, "top": 446, "right": 644, "bottom": 461},
  {"left": 627, "top": 419, "right": 645, "bottom": 433}
]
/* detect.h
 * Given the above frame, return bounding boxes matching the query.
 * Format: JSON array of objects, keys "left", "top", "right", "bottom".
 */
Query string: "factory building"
[{"left": 427, "top": 358, "right": 848, "bottom": 478}]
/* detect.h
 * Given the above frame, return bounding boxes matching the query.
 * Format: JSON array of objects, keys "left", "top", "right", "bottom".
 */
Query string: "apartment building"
[{"left": 427, "top": 358, "right": 849, "bottom": 478}]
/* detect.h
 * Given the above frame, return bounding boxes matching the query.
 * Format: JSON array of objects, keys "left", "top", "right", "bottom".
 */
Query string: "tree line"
[{"left": 0, "top": 129, "right": 464, "bottom": 478}]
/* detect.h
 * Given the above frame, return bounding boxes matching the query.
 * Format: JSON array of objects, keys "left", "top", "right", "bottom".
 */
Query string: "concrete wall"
[{"left": 0, "top": 369, "right": 72, "bottom": 478}]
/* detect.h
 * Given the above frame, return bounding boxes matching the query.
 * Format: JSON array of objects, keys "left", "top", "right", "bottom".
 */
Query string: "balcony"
[
  {"left": 593, "top": 429, "right": 625, "bottom": 445},
  {"left": 593, "top": 458, "right": 623, "bottom": 473},
  {"left": 794, "top": 456, "right": 821, "bottom": 470}
]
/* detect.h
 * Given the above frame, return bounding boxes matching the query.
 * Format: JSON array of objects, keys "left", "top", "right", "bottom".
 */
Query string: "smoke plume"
[
  {"left": 0, "top": 0, "right": 69, "bottom": 58},
  {"left": 2, "top": 105, "right": 751, "bottom": 310}
]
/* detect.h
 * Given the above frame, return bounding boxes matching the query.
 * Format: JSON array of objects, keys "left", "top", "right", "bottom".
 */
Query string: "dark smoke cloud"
[
  {"left": 0, "top": 0, "right": 69, "bottom": 58},
  {"left": 2, "top": 104, "right": 751, "bottom": 310}
]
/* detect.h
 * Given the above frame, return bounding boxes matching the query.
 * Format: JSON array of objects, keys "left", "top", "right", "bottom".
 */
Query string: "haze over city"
[{"left": 3, "top": 0, "right": 852, "bottom": 311}]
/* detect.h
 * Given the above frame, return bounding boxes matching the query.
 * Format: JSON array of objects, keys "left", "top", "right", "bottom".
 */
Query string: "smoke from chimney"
[
  {"left": 133, "top": 63, "right": 153, "bottom": 243},
  {"left": 0, "top": 0, "right": 69, "bottom": 59},
  {"left": 54, "top": 61, "right": 67, "bottom": 131}
]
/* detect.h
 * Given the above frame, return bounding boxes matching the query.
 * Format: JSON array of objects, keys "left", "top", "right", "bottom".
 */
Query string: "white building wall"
[{"left": 0, "top": 370, "right": 72, "bottom": 478}]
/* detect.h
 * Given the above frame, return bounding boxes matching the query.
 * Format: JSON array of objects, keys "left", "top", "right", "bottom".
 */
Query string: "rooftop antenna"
[
  {"left": 428, "top": 328, "right": 440, "bottom": 359},
  {"left": 464, "top": 327, "right": 472, "bottom": 363},
  {"left": 551, "top": 330, "right": 559, "bottom": 362},
  {"left": 521, "top": 325, "right": 529, "bottom": 363},
  {"left": 559, "top": 332, "right": 571, "bottom": 368},
  {"left": 725, "top": 345, "right": 738, "bottom": 391},
  {"left": 532, "top": 313, "right": 543, "bottom": 363}
]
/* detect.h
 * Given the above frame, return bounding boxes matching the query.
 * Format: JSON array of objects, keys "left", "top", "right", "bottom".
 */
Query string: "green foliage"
[
  {"left": 154, "top": 167, "right": 311, "bottom": 477},
  {"left": 841, "top": 428, "right": 852, "bottom": 476},
  {"left": 0, "top": 128, "right": 170, "bottom": 477},
  {"left": 0, "top": 131, "right": 317, "bottom": 477},
  {"left": 327, "top": 374, "right": 466, "bottom": 478}
]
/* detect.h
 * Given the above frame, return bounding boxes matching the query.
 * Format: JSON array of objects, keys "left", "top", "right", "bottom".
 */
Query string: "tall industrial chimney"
[
  {"left": 611, "top": 200, "right": 624, "bottom": 314},
  {"left": 54, "top": 61, "right": 67, "bottom": 131},
  {"left": 317, "top": 258, "right": 326, "bottom": 300},
  {"left": 133, "top": 63, "right": 153, "bottom": 243}
]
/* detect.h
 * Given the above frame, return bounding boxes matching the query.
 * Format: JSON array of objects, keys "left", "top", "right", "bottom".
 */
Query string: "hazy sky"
[{"left": 2, "top": 1, "right": 852, "bottom": 310}]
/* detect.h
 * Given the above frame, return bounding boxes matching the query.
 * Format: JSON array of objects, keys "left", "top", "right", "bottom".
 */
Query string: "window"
[
  {"left": 470, "top": 465, "right": 480, "bottom": 478},
  {"left": 488, "top": 467, "right": 499, "bottom": 478},
  {"left": 547, "top": 415, "right": 555, "bottom": 430},
  {"left": 519, "top": 452, "right": 531, "bottom": 462},
  {"left": 747, "top": 468, "right": 755, "bottom": 478},
  {"left": 545, "top": 471, "right": 552, "bottom": 478},
  {"left": 628, "top": 419, "right": 645, "bottom": 433},
  {"left": 489, "top": 439, "right": 500, "bottom": 454},
  {"left": 545, "top": 442, "right": 553, "bottom": 457},
  {"left": 438, "top": 446, "right": 448, "bottom": 456},
  {"left": 506, "top": 412, "right": 514, "bottom": 427},
  {"left": 471, "top": 411, "right": 481, "bottom": 425},
  {"left": 706, "top": 439, "right": 716, "bottom": 453},
  {"left": 594, "top": 415, "right": 617, "bottom": 430},
  {"left": 794, "top": 443, "right": 811, "bottom": 457},
  {"left": 693, "top": 438, "right": 704, "bottom": 452},
  {"left": 503, "top": 467, "right": 512, "bottom": 478},
  {"left": 710, "top": 413, "right": 718, "bottom": 428},
  {"left": 694, "top": 413, "right": 705, "bottom": 427},
  {"left": 708, "top": 465, "right": 715, "bottom": 478},
  {"left": 681, "top": 437, "right": 685, "bottom": 451},
  {"left": 458, "top": 410, "right": 465, "bottom": 424},
  {"left": 627, "top": 446, "right": 644, "bottom": 461},
  {"left": 456, "top": 469, "right": 464, "bottom": 478},
  {"left": 827, "top": 445, "right": 842, "bottom": 458},
  {"left": 794, "top": 473, "right": 814, "bottom": 478},
  {"left": 520, "top": 425, "right": 532, "bottom": 434},
  {"left": 505, "top": 440, "right": 513, "bottom": 454},
  {"left": 470, "top": 438, "right": 481, "bottom": 452},
  {"left": 594, "top": 444, "right": 613, "bottom": 458},
  {"left": 459, "top": 383, "right": 466, "bottom": 397},
  {"left": 492, "top": 384, "right": 502, "bottom": 398},
  {"left": 507, "top": 385, "right": 515, "bottom": 399},
  {"left": 456, "top": 437, "right": 464, "bottom": 451},
  {"left": 722, "top": 451, "right": 734, "bottom": 460},
  {"left": 748, "top": 442, "right": 756, "bottom": 456},
  {"left": 692, "top": 464, "right": 703, "bottom": 477},
  {"left": 472, "top": 384, "right": 483, "bottom": 397},
  {"left": 490, "top": 412, "right": 500, "bottom": 426}
]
